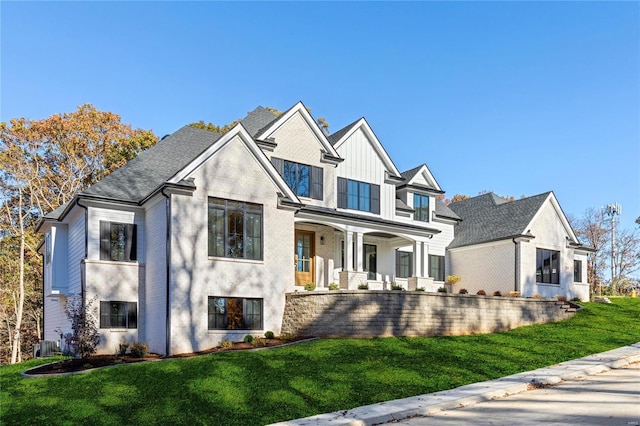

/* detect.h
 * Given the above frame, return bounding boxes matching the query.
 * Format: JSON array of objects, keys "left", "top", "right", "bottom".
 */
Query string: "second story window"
[
  {"left": 413, "top": 194, "right": 430, "bottom": 222},
  {"left": 100, "top": 222, "right": 137, "bottom": 262},
  {"left": 271, "top": 157, "right": 323, "bottom": 200},
  {"left": 337, "top": 177, "right": 380, "bottom": 214},
  {"left": 208, "top": 198, "right": 263, "bottom": 260}
]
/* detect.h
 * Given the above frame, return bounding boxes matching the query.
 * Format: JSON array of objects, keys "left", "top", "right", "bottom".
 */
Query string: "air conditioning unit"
[{"left": 33, "top": 340, "right": 60, "bottom": 358}]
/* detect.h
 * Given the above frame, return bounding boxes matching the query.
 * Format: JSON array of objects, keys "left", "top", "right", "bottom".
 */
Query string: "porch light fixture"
[{"left": 320, "top": 235, "right": 325, "bottom": 245}]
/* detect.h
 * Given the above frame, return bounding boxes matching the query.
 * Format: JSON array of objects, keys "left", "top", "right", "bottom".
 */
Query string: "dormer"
[{"left": 397, "top": 164, "right": 445, "bottom": 224}]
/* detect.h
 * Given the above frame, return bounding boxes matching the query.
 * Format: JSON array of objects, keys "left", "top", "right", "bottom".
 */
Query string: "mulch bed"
[{"left": 25, "top": 337, "right": 311, "bottom": 375}]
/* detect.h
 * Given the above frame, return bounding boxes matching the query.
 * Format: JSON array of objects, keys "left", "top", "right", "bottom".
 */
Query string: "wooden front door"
[{"left": 295, "top": 230, "right": 315, "bottom": 286}]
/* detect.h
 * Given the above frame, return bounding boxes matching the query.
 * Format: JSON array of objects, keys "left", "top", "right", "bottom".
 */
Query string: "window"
[
  {"left": 413, "top": 194, "right": 430, "bottom": 222},
  {"left": 396, "top": 250, "right": 412, "bottom": 278},
  {"left": 363, "top": 244, "right": 377, "bottom": 280},
  {"left": 574, "top": 260, "right": 582, "bottom": 283},
  {"left": 429, "top": 255, "right": 445, "bottom": 281},
  {"left": 100, "top": 222, "right": 137, "bottom": 262},
  {"left": 337, "top": 177, "right": 380, "bottom": 214},
  {"left": 208, "top": 198, "right": 263, "bottom": 260},
  {"left": 536, "top": 249, "right": 560, "bottom": 284},
  {"left": 271, "top": 157, "right": 323, "bottom": 200},
  {"left": 100, "top": 301, "right": 137, "bottom": 329},
  {"left": 208, "top": 297, "right": 263, "bottom": 330}
]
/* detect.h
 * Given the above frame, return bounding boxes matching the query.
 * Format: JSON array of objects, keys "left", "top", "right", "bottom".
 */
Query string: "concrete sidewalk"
[{"left": 270, "top": 343, "right": 640, "bottom": 426}]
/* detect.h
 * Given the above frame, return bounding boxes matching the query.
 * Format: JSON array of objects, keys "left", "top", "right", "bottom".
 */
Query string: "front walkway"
[{"left": 269, "top": 343, "right": 640, "bottom": 426}]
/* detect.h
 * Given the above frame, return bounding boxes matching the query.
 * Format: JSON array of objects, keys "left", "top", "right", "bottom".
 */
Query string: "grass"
[{"left": 2, "top": 298, "right": 639, "bottom": 425}]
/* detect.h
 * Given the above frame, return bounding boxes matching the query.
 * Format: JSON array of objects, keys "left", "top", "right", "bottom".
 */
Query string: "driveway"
[{"left": 393, "top": 362, "right": 640, "bottom": 426}]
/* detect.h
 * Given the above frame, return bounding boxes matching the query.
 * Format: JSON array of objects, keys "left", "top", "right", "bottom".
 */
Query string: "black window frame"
[
  {"left": 396, "top": 250, "right": 413, "bottom": 279},
  {"left": 100, "top": 301, "right": 137, "bottom": 329},
  {"left": 429, "top": 254, "right": 445, "bottom": 281},
  {"left": 337, "top": 177, "right": 380, "bottom": 214},
  {"left": 100, "top": 221, "right": 137, "bottom": 262},
  {"left": 208, "top": 198, "right": 263, "bottom": 260},
  {"left": 574, "top": 259, "right": 582, "bottom": 283},
  {"left": 536, "top": 248, "right": 560, "bottom": 284},
  {"left": 271, "top": 157, "right": 323, "bottom": 200},
  {"left": 207, "top": 297, "right": 263, "bottom": 330},
  {"left": 363, "top": 244, "right": 377, "bottom": 280},
  {"left": 413, "top": 193, "right": 430, "bottom": 222}
]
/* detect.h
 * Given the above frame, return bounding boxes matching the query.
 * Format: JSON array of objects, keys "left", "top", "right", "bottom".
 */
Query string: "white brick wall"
[
  {"left": 449, "top": 240, "right": 516, "bottom": 295},
  {"left": 144, "top": 196, "right": 167, "bottom": 354}
]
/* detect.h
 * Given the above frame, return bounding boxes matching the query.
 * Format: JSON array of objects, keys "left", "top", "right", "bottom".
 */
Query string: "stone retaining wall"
[{"left": 281, "top": 291, "right": 574, "bottom": 337}]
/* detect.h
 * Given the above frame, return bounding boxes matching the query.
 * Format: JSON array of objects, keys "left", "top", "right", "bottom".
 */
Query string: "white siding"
[
  {"left": 168, "top": 136, "right": 295, "bottom": 355},
  {"left": 144, "top": 197, "right": 168, "bottom": 354},
  {"left": 66, "top": 210, "right": 85, "bottom": 295},
  {"left": 449, "top": 240, "right": 516, "bottom": 295}
]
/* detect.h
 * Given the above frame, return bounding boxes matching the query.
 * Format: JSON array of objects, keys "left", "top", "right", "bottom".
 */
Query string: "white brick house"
[{"left": 38, "top": 102, "right": 462, "bottom": 356}]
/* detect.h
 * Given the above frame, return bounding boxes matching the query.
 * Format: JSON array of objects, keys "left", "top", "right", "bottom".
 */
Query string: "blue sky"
[{"left": 2, "top": 1, "right": 638, "bottom": 231}]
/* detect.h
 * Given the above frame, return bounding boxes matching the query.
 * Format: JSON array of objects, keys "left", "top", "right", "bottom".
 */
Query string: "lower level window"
[
  {"left": 536, "top": 248, "right": 560, "bottom": 284},
  {"left": 396, "top": 251, "right": 412, "bottom": 278},
  {"left": 100, "top": 301, "right": 137, "bottom": 329},
  {"left": 208, "top": 297, "right": 263, "bottom": 330},
  {"left": 429, "top": 255, "right": 445, "bottom": 281}
]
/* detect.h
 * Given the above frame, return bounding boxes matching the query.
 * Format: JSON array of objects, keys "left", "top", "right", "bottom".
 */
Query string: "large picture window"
[
  {"left": 337, "top": 177, "right": 380, "bottom": 214},
  {"left": 100, "top": 222, "right": 137, "bottom": 262},
  {"left": 574, "top": 260, "right": 582, "bottom": 283},
  {"left": 536, "top": 249, "right": 560, "bottom": 284},
  {"left": 271, "top": 158, "right": 323, "bottom": 200},
  {"left": 429, "top": 255, "right": 445, "bottom": 281},
  {"left": 396, "top": 250, "right": 412, "bottom": 278},
  {"left": 208, "top": 198, "right": 263, "bottom": 260},
  {"left": 100, "top": 301, "right": 137, "bottom": 329},
  {"left": 413, "top": 194, "right": 430, "bottom": 222},
  {"left": 207, "top": 297, "right": 263, "bottom": 330}
]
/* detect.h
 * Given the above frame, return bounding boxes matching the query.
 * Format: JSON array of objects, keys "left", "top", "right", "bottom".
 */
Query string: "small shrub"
[
  {"left": 476, "top": 289, "right": 487, "bottom": 296},
  {"left": 279, "top": 333, "right": 296, "bottom": 341},
  {"left": 571, "top": 297, "right": 581, "bottom": 302},
  {"left": 252, "top": 337, "right": 266, "bottom": 347},
  {"left": 63, "top": 295, "right": 100, "bottom": 359},
  {"left": 130, "top": 341, "right": 149, "bottom": 358},
  {"left": 328, "top": 282, "right": 340, "bottom": 291},
  {"left": 458, "top": 288, "right": 468, "bottom": 294},
  {"left": 556, "top": 294, "right": 567, "bottom": 302},
  {"left": 509, "top": 291, "right": 521, "bottom": 297},
  {"left": 415, "top": 287, "right": 425, "bottom": 291},
  {"left": 264, "top": 331, "right": 275, "bottom": 339},
  {"left": 437, "top": 287, "right": 447, "bottom": 293},
  {"left": 358, "top": 283, "right": 369, "bottom": 290},
  {"left": 117, "top": 341, "right": 129, "bottom": 356},
  {"left": 390, "top": 283, "right": 404, "bottom": 291},
  {"left": 533, "top": 293, "right": 542, "bottom": 299},
  {"left": 304, "top": 282, "right": 316, "bottom": 291},
  {"left": 493, "top": 291, "right": 502, "bottom": 297},
  {"left": 445, "top": 275, "right": 462, "bottom": 285},
  {"left": 220, "top": 339, "right": 233, "bottom": 349},
  {"left": 244, "top": 334, "right": 254, "bottom": 344}
]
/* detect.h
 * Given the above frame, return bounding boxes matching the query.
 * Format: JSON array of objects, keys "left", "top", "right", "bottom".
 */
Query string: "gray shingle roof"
[
  {"left": 81, "top": 125, "right": 223, "bottom": 203},
  {"left": 434, "top": 200, "right": 460, "bottom": 220},
  {"left": 447, "top": 192, "right": 551, "bottom": 248},
  {"left": 400, "top": 165, "right": 424, "bottom": 182},
  {"left": 327, "top": 118, "right": 361, "bottom": 146},
  {"left": 240, "top": 106, "right": 280, "bottom": 138}
]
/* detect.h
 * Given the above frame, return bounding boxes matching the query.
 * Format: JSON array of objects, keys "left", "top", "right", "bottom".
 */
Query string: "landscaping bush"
[
  {"left": 493, "top": 291, "right": 502, "bottom": 297},
  {"left": 252, "top": 337, "right": 266, "bottom": 347},
  {"left": 445, "top": 275, "right": 461, "bottom": 285},
  {"left": 129, "top": 341, "right": 149, "bottom": 358},
  {"left": 509, "top": 291, "right": 521, "bottom": 297},
  {"left": 458, "top": 288, "right": 468, "bottom": 294},
  {"left": 220, "top": 339, "right": 233, "bottom": 349},
  {"left": 437, "top": 287, "right": 447, "bottom": 293},
  {"left": 304, "top": 282, "right": 316, "bottom": 291},
  {"left": 244, "top": 334, "right": 254, "bottom": 344},
  {"left": 358, "top": 283, "right": 369, "bottom": 290},
  {"left": 476, "top": 289, "right": 486, "bottom": 296},
  {"left": 328, "top": 282, "right": 340, "bottom": 291},
  {"left": 556, "top": 294, "right": 567, "bottom": 302},
  {"left": 264, "top": 331, "right": 275, "bottom": 339},
  {"left": 118, "top": 341, "right": 129, "bottom": 356},
  {"left": 415, "top": 287, "right": 425, "bottom": 291},
  {"left": 390, "top": 283, "right": 404, "bottom": 291}
]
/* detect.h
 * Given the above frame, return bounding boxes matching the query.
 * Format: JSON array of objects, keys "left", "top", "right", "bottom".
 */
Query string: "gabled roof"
[
  {"left": 447, "top": 192, "right": 552, "bottom": 248},
  {"left": 240, "top": 106, "right": 280, "bottom": 138},
  {"left": 434, "top": 199, "right": 460, "bottom": 220},
  {"left": 399, "top": 164, "right": 443, "bottom": 193},
  {"left": 329, "top": 117, "right": 402, "bottom": 178},
  {"left": 82, "top": 126, "right": 223, "bottom": 203}
]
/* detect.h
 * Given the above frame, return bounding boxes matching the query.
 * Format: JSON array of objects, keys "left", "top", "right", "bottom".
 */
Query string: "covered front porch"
[{"left": 293, "top": 206, "right": 444, "bottom": 291}]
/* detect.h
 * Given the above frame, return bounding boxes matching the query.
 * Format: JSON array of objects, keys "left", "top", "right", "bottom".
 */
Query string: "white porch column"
[
  {"left": 423, "top": 242, "right": 429, "bottom": 278},
  {"left": 413, "top": 241, "right": 423, "bottom": 277},
  {"left": 345, "top": 231, "right": 354, "bottom": 272},
  {"left": 355, "top": 232, "right": 364, "bottom": 272}
]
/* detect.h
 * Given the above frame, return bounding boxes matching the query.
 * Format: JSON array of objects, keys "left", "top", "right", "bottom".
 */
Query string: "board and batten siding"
[
  {"left": 168, "top": 136, "right": 295, "bottom": 355},
  {"left": 335, "top": 128, "right": 396, "bottom": 219},
  {"left": 66, "top": 209, "right": 86, "bottom": 295},
  {"left": 143, "top": 196, "right": 168, "bottom": 354}
]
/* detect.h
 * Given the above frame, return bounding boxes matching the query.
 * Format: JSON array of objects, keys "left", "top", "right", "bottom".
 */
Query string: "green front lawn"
[{"left": 2, "top": 299, "right": 639, "bottom": 425}]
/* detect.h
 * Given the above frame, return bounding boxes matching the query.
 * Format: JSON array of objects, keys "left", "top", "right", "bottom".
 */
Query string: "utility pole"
[{"left": 604, "top": 203, "right": 622, "bottom": 293}]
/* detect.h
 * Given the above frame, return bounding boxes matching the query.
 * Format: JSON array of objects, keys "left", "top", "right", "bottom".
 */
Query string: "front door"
[{"left": 295, "top": 230, "right": 315, "bottom": 286}]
